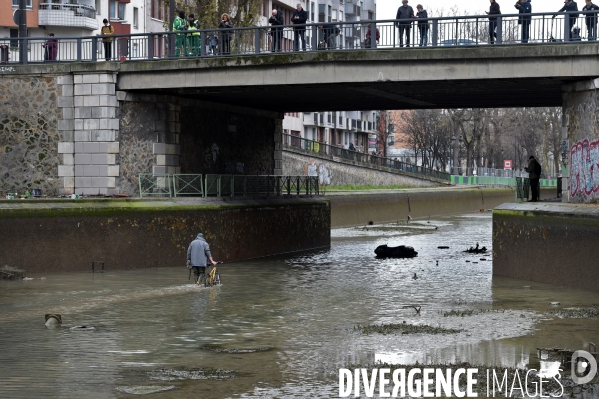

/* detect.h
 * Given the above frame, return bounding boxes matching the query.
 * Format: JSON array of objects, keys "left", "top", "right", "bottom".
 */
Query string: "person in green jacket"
[
  {"left": 173, "top": 10, "right": 188, "bottom": 57},
  {"left": 186, "top": 14, "right": 201, "bottom": 56}
]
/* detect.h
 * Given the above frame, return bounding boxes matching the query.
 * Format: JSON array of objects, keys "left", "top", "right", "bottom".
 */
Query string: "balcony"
[
  {"left": 39, "top": 3, "right": 98, "bottom": 30},
  {"left": 345, "top": 3, "right": 360, "bottom": 16}
]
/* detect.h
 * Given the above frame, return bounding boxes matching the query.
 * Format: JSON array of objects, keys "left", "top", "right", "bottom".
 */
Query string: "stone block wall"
[
  {"left": 0, "top": 76, "right": 62, "bottom": 195},
  {"left": 57, "top": 72, "right": 120, "bottom": 195}
]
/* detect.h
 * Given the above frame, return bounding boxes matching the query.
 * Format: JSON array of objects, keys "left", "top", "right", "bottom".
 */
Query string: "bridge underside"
[
  {"left": 114, "top": 44, "right": 599, "bottom": 112},
  {"left": 136, "top": 77, "right": 572, "bottom": 112}
]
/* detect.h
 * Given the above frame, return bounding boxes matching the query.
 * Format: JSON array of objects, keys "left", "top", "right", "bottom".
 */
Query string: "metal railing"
[
  {"left": 1, "top": 11, "right": 598, "bottom": 64},
  {"left": 138, "top": 173, "right": 319, "bottom": 198},
  {"left": 283, "top": 133, "right": 451, "bottom": 181}
]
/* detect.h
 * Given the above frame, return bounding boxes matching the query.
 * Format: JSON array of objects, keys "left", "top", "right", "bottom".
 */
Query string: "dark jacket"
[
  {"left": 320, "top": 23, "right": 338, "bottom": 40},
  {"left": 396, "top": 5, "right": 415, "bottom": 25},
  {"left": 218, "top": 19, "right": 234, "bottom": 39},
  {"left": 366, "top": 26, "right": 380, "bottom": 40},
  {"left": 525, "top": 159, "right": 541, "bottom": 179},
  {"left": 515, "top": 1, "right": 532, "bottom": 23},
  {"left": 582, "top": 2, "right": 598, "bottom": 25},
  {"left": 269, "top": 11, "right": 284, "bottom": 32},
  {"left": 415, "top": 9, "right": 428, "bottom": 25},
  {"left": 292, "top": 8, "right": 308, "bottom": 30},
  {"left": 558, "top": 1, "right": 579, "bottom": 27},
  {"left": 488, "top": 2, "right": 501, "bottom": 20}
]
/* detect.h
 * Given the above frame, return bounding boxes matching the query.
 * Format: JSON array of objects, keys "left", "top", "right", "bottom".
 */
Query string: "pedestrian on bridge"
[
  {"left": 486, "top": 0, "right": 501, "bottom": 44},
  {"left": 292, "top": 3, "right": 308, "bottom": 51},
  {"left": 43, "top": 33, "right": 58, "bottom": 61},
  {"left": 218, "top": 13, "right": 234, "bottom": 55},
  {"left": 582, "top": 0, "right": 598, "bottom": 40},
  {"left": 554, "top": 0, "right": 580, "bottom": 40},
  {"left": 100, "top": 19, "right": 114, "bottom": 61},
  {"left": 414, "top": 4, "right": 429, "bottom": 46},
  {"left": 269, "top": 9, "right": 284, "bottom": 52},
  {"left": 186, "top": 14, "right": 200, "bottom": 56},
  {"left": 396, "top": 0, "right": 415, "bottom": 47},
  {"left": 173, "top": 10, "right": 188, "bottom": 57},
  {"left": 515, "top": 0, "right": 532, "bottom": 43}
]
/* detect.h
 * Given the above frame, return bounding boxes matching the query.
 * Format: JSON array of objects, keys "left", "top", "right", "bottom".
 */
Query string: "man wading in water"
[{"left": 187, "top": 233, "right": 217, "bottom": 285}]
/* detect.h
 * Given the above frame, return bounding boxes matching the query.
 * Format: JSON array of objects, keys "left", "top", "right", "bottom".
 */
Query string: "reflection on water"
[{"left": 1, "top": 214, "right": 599, "bottom": 398}]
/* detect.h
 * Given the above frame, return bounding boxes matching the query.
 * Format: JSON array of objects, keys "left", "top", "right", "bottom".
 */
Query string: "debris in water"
[
  {"left": 547, "top": 305, "right": 599, "bottom": 318},
  {"left": 464, "top": 243, "right": 487, "bottom": 254},
  {"left": 438, "top": 246, "right": 449, "bottom": 249},
  {"left": 355, "top": 323, "right": 463, "bottom": 336},
  {"left": 148, "top": 367, "right": 236, "bottom": 381},
  {"left": 403, "top": 305, "right": 421, "bottom": 314},
  {"left": 374, "top": 245, "right": 418, "bottom": 258},
  {"left": 0, "top": 265, "right": 26, "bottom": 280},
  {"left": 550, "top": 302, "right": 561, "bottom": 306},
  {"left": 413, "top": 273, "right": 418, "bottom": 280},
  {"left": 479, "top": 258, "right": 487, "bottom": 261},
  {"left": 70, "top": 326, "right": 95, "bottom": 332},
  {"left": 116, "top": 385, "right": 177, "bottom": 395},
  {"left": 45, "top": 314, "right": 62, "bottom": 327},
  {"left": 199, "top": 345, "right": 274, "bottom": 354}
]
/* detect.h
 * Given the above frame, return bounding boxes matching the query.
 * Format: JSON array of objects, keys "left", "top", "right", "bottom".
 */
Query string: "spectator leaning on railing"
[
  {"left": 554, "top": 0, "right": 579, "bottom": 40},
  {"left": 486, "top": 0, "right": 501, "bottom": 44},
  {"left": 582, "top": 0, "right": 598, "bottom": 40},
  {"left": 292, "top": 3, "right": 308, "bottom": 51},
  {"left": 414, "top": 4, "right": 429, "bottom": 47}
]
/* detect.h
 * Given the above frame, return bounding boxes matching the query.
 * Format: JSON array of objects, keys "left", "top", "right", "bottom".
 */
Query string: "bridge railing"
[
  {"left": 1, "top": 11, "right": 597, "bottom": 64},
  {"left": 283, "top": 133, "right": 451, "bottom": 181}
]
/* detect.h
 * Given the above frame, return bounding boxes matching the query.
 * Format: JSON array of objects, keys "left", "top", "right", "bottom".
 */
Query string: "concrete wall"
[
  {"left": 493, "top": 202, "right": 599, "bottom": 293},
  {"left": 0, "top": 199, "right": 330, "bottom": 274},
  {"left": 283, "top": 150, "right": 441, "bottom": 188},
  {"left": 563, "top": 79, "right": 599, "bottom": 203},
  {"left": 327, "top": 187, "right": 518, "bottom": 228}
]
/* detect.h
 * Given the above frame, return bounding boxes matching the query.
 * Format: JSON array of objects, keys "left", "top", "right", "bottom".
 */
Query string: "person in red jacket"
[{"left": 365, "top": 25, "right": 380, "bottom": 47}]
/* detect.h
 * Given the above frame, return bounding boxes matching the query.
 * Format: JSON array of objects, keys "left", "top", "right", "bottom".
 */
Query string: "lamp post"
[{"left": 450, "top": 135, "right": 456, "bottom": 174}]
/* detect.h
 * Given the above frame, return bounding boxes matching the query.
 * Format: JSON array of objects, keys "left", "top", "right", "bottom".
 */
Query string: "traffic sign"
[{"left": 13, "top": 9, "right": 20, "bottom": 26}]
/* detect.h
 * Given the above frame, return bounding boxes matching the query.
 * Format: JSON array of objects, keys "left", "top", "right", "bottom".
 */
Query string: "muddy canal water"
[{"left": 1, "top": 213, "right": 598, "bottom": 398}]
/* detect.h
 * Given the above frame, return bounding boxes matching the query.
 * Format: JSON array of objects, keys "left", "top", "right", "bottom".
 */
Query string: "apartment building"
[
  {"left": 278, "top": 0, "right": 379, "bottom": 152},
  {"left": 1, "top": 0, "right": 163, "bottom": 62}
]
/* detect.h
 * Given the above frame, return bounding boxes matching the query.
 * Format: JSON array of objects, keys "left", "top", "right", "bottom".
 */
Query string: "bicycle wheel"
[{"left": 214, "top": 271, "right": 221, "bottom": 286}]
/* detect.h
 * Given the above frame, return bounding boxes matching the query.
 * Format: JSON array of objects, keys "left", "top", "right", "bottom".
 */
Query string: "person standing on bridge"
[
  {"left": 173, "top": 10, "right": 188, "bottom": 57},
  {"left": 269, "top": 9, "right": 284, "bottom": 52},
  {"left": 524, "top": 155, "right": 542, "bottom": 202},
  {"left": 292, "top": 4, "right": 308, "bottom": 51},
  {"left": 187, "top": 233, "right": 217, "bottom": 285},
  {"left": 100, "top": 19, "right": 114, "bottom": 61},
  {"left": 43, "top": 33, "right": 58, "bottom": 62},
  {"left": 582, "top": 0, "right": 598, "bottom": 40},
  {"left": 186, "top": 14, "right": 200, "bottom": 56},
  {"left": 486, "top": 0, "right": 501, "bottom": 44},
  {"left": 515, "top": 0, "right": 532, "bottom": 43},
  {"left": 218, "top": 13, "right": 234, "bottom": 55},
  {"left": 414, "top": 4, "right": 429, "bottom": 46},
  {"left": 396, "top": 0, "right": 415, "bottom": 47},
  {"left": 554, "top": 0, "right": 580, "bottom": 40}
]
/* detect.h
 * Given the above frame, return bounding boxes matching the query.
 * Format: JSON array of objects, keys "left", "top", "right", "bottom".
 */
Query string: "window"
[
  {"left": 11, "top": 0, "right": 32, "bottom": 8},
  {"left": 318, "top": 4, "right": 325, "bottom": 22},
  {"left": 328, "top": 5, "right": 332, "bottom": 22},
  {"left": 332, "top": 9, "right": 337, "bottom": 22},
  {"left": 133, "top": 7, "right": 138, "bottom": 28},
  {"left": 311, "top": 2, "right": 315, "bottom": 21},
  {"left": 95, "top": 0, "right": 100, "bottom": 14},
  {"left": 110, "top": 0, "right": 116, "bottom": 18},
  {"left": 9, "top": 29, "right": 19, "bottom": 47},
  {"left": 118, "top": 3, "right": 126, "bottom": 20},
  {"left": 151, "top": 0, "right": 165, "bottom": 20}
]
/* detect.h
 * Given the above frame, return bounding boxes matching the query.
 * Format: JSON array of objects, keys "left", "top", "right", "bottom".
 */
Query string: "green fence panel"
[{"left": 138, "top": 174, "right": 172, "bottom": 198}]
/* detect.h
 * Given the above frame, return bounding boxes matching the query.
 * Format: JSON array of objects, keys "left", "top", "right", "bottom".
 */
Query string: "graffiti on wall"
[
  {"left": 304, "top": 162, "right": 332, "bottom": 186},
  {"left": 570, "top": 138, "right": 599, "bottom": 200}
]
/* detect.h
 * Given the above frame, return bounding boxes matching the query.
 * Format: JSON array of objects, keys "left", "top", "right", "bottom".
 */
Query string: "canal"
[{"left": 1, "top": 213, "right": 598, "bottom": 398}]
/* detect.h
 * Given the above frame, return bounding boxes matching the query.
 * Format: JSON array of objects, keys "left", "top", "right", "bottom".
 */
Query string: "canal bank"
[
  {"left": 493, "top": 202, "right": 599, "bottom": 293},
  {"left": 0, "top": 198, "right": 330, "bottom": 274},
  {"left": 326, "top": 186, "right": 556, "bottom": 228}
]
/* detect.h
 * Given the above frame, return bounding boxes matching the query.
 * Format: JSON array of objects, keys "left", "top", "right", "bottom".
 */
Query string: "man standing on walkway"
[
  {"left": 515, "top": 0, "right": 532, "bottom": 43},
  {"left": 187, "top": 233, "right": 217, "bottom": 285},
  {"left": 292, "top": 3, "right": 308, "bottom": 51},
  {"left": 486, "top": 0, "right": 501, "bottom": 44},
  {"left": 582, "top": 0, "right": 598, "bottom": 40},
  {"left": 525, "top": 156, "right": 542, "bottom": 202},
  {"left": 396, "top": 0, "right": 415, "bottom": 47}
]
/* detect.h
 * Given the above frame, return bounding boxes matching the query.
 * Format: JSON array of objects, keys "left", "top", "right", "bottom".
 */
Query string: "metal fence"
[
  {"left": 139, "top": 173, "right": 319, "bottom": 198},
  {"left": 1, "top": 11, "right": 597, "bottom": 64},
  {"left": 283, "top": 134, "right": 451, "bottom": 181}
]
